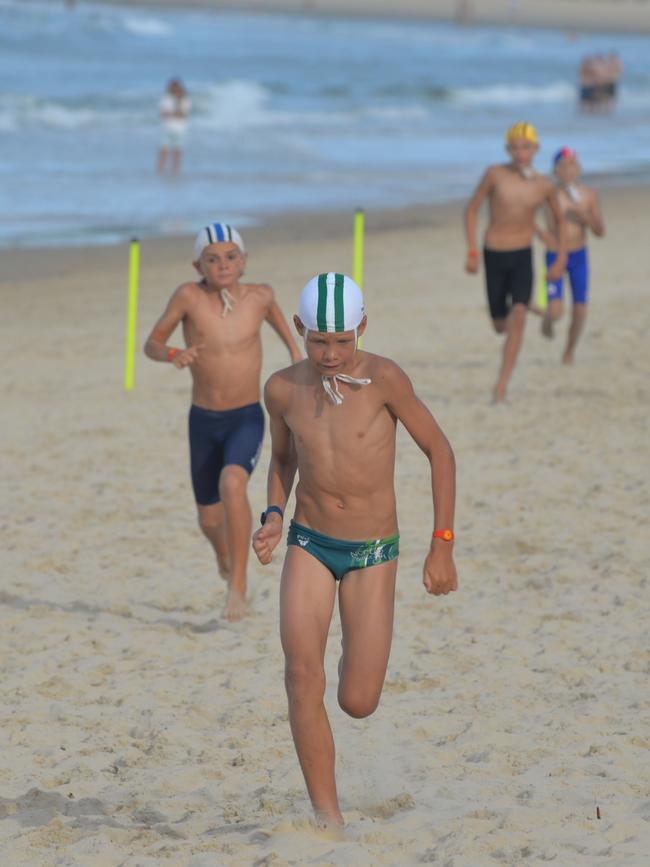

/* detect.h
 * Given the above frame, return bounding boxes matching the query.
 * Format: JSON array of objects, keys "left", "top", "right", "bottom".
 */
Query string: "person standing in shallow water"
[
  {"left": 144, "top": 223, "right": 302, "bottom": 621},
  {"left": 252, "top": 273, "right": 457, "bottom": 826},
  {"left": 464, "top": 121, "right": 568, "bottom": 403},
  {"left": 157, "top": 78, "right": 190, "bottom": 176}
]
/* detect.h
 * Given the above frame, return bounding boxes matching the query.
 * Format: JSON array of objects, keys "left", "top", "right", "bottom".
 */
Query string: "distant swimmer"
[
  {"left": 463, "top": 121, "right": 568, "bottom": 403},
  {"left": 579, "top": 52, "right": 622, "bottom": 111},
  {"left": 144, "top": 224, "right": 302, "bottom": 621},
  {"left": 157, "top": 78, "right": 191, "bottom": 176},
  {"left": 252, "top": 273, "right": 457, "bottom": 826},
  {"left": 535, "top": 147, "right": 605, "bottom": 364}
]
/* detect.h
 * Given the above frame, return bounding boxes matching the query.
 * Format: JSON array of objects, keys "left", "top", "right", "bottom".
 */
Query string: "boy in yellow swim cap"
[{"left": 464, "top": 122, "right": 568, "bottom": 402}]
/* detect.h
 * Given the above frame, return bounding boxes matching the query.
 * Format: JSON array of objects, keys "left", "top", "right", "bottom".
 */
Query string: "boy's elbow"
[{"left": 429, "top": 436, "right": 455, "bottom": 470}]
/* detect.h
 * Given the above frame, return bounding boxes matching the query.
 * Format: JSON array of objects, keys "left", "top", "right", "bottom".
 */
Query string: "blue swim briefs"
[
  {"left": 287, "top": 520, "right": 400, "bottom": 581},
  {"left": 188, "top": 402, "right": 264, "bottom": 505},
  {"left": 546, "top": 247, "right": 589, "bottom": 305}
]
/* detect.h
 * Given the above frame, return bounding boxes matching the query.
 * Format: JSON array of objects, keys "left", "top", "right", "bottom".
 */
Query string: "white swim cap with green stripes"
[{"left": 298, "top": 272, "right": 365, "bottom": 334}]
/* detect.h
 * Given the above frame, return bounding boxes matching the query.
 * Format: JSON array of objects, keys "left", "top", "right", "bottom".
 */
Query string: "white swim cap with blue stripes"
[
  {"left": 298, "top": 273, "right": 365, "bottom": 333},
  {"left": 194, "top": 222, "right": 245, "bottom": 259}
]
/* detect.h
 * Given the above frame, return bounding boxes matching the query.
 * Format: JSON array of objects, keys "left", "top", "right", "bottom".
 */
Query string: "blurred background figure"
[
  {"left": 455, "top": 0, "right": 475, "bottom": 26},
  {"left": 157, "top": 78, "right": 190, "bottom": 176},
  {"left": 579, "top": 52, "right": 622, "bottom": 112}
]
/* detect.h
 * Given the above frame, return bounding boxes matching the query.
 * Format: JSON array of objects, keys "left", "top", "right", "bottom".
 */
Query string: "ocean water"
[{"left": 2, "top": 0, "right": 650, "bottom": 248}]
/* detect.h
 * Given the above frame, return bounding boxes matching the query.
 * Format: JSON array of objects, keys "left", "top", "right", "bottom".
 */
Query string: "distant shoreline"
[
  {"left": 1, "top": 171, "right": 647, "bottom": 256},
  {"left": 68, "top": 0, "right": 650, "bottom": 36}
]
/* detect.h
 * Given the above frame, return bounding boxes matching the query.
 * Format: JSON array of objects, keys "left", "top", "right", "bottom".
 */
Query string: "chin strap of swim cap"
[
  {"left": 220, "top": 289, "right": 235, "bottom": 316},
  {"left": 321, "top": 373, "right": 372, "bottom": 406},
  {"left": 303, "top": 327, "right": 371, "bottom": 405}
]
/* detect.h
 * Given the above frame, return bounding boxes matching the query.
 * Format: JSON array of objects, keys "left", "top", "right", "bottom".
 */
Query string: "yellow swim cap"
[{"left": 506, "top": 122, "right": 539, "bottom": 145}]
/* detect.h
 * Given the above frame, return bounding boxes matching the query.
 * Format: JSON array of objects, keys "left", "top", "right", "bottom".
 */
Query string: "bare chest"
[
  {"left": 288, "top": 387, "right": 394, "bottom": 460},
  {"left": 492, "top": 175, "right": 546, "bottom": 216},
  {"left": 184, "top": 291, "right": 266, "bottom": 349}
]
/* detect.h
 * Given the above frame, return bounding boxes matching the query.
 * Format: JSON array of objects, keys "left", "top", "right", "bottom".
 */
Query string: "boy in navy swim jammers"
[
  {"left": 252, "top": 273, "right": 457, "bottom": 826},
  {"left": 536, "top": 148, "right": 605, "bottom": 363},
  {"left": 144, "top": 224, "right": 302, "bottom": 621}
]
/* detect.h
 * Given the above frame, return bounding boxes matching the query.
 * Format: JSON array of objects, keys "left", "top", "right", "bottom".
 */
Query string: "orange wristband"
[
  {"left": 468, "top": 248, "right": 478, "bottom": 257},
  {"left": 167, "top": 347, "right": 178, "bottom": 362},
  {"left": 433, "top": 529, "right": 454, "bottom": 542}
]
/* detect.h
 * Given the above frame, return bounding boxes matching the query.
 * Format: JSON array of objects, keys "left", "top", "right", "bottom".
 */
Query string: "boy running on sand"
[
  {"left": 536, "top": 147, "right": 605, "bottom": 364},
  {"left": 252, "top": 273, "right": 457, "bottom": 826},
  {"left": 144, "top": 223, "right": 302, "bottom": 621},
  {"left": 464, "top": 122, "right": 568, "bottom": 402}
]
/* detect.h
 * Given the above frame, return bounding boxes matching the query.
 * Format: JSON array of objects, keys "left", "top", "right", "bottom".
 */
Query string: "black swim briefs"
[{"left": 483, "top": 246, "right": 533, "bottom": 320}]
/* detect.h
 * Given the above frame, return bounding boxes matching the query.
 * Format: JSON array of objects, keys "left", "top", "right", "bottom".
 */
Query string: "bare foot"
[
  {"left": 541, "top": 316, "right": 554, "bottom": 339},
  {"left": 314, "top": 808, "right": 345, "bottom": 830},
  {"left": 562, "top": 350, "right": 575, "bottom": 365},
  {"left": 221, "top": 589, "right": 249, "bottom": 622}
]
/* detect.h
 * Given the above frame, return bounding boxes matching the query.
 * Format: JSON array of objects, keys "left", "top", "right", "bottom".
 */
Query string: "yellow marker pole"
[
  {"left": 124, "top": 237, "right": 140, "bottom": 391},
  {"left": 353, "top": 208, "right": 365, "bottom": 347},
  {"left": 353, "top": 208, "right": 365, "bottom": 288},
  {"left": 536, "top": 264, "right": 548, "bottom": 311}
]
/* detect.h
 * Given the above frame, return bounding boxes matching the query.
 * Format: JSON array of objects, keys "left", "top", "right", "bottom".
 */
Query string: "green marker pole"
[
  {"left": 353, "top": 209, "right": 365, "bottom": 347},
  {"left": 124, "top": 237, "right": 140, "bottom": 391}
]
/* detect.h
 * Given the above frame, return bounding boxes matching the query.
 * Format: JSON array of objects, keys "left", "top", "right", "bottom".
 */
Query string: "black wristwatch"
[{"left": 260, "top": 505, "right": 284, "bottom": 525}]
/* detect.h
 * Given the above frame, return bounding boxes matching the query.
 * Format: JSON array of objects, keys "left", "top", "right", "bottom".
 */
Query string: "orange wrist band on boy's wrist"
[
  {"left": 433, "top": 529, "right": 454, "bottom": 542},
  {"left": 468, "top": 248, "right": 478, "bottom": 257},
  {"left": 167, "top": 347, "right": 178, "bottom": 362}
]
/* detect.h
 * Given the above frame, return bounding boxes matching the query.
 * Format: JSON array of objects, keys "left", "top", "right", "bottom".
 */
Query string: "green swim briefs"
[{"left": 287, "top": 520, "right": 399, "bottom": 581}]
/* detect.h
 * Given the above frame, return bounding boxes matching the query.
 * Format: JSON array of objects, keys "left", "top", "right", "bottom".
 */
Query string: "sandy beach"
[
  {"left": 97, "top": 0, "right": 650, "bottom": 34},
  {"left": 2, "top": 180, "right": 649, "bottom": 864}
]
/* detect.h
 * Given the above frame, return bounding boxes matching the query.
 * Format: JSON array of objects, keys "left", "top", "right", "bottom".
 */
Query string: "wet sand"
[{"left": 96, "top": 0, "right": 650, "bottom": 34}]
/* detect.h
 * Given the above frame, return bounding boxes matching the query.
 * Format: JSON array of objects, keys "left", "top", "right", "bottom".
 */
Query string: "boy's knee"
[
  {"left": 285, "top": 661, "right": 325, "bottom": 700},
  {"left": 198, "top": 510, "right": 222, "bottom": 535},
  {"left": 511, "top": 304, "right": 527, "bottom": 322},
  {"left": 219, "top": 467, "right": 248, "bottom": 501},
  {"left": 338, "top": 685, "right": 380, "bottom": 719}
]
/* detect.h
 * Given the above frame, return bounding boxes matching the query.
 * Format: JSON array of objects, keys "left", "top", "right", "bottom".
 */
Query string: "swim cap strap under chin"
[
  {"left": 322, "top": 373, "right": 372, "bottom": 406},
  {"left": 220, "top": 288, "right": 235, "bottom": 316}
]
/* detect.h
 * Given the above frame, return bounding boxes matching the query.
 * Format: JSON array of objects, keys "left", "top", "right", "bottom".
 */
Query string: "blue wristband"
[{"left": 260, "top": 505, "right": 284, "bottom": 525}]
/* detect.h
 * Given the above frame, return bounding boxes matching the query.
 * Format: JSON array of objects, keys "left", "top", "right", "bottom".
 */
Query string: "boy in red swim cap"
[{"left": 535, "top": 147, "right": 605, "bottom": 363}]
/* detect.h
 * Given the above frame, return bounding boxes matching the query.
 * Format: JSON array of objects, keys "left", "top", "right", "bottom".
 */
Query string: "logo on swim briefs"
[
  {"left": 297, "top": 535, "right": 310, "bottom": 547},
  {"left": 350, "top": 540, "right": 398, "bottom": 567}
]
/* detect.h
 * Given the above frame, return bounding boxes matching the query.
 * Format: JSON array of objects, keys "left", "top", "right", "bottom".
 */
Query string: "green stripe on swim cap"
[
  {"left": 317, "top": 273, "right": 329, "bottom": 332},
  {"left": 334, "top": 273, "right": 345, "bottom": 332}
]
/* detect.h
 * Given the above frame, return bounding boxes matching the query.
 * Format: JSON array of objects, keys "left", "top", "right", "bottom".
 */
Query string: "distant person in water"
[
  {"left": 535, "top": 147, "right": 605, "bottom": 364},
  {"left": 157, "top": 78, "right": 191, "bottom": 176},
  {"left": 579, "top": 53, "right": 622, "bottom": 111},
  {"left": 463, "top": 122, "right": 568, "bottom": 403}
]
